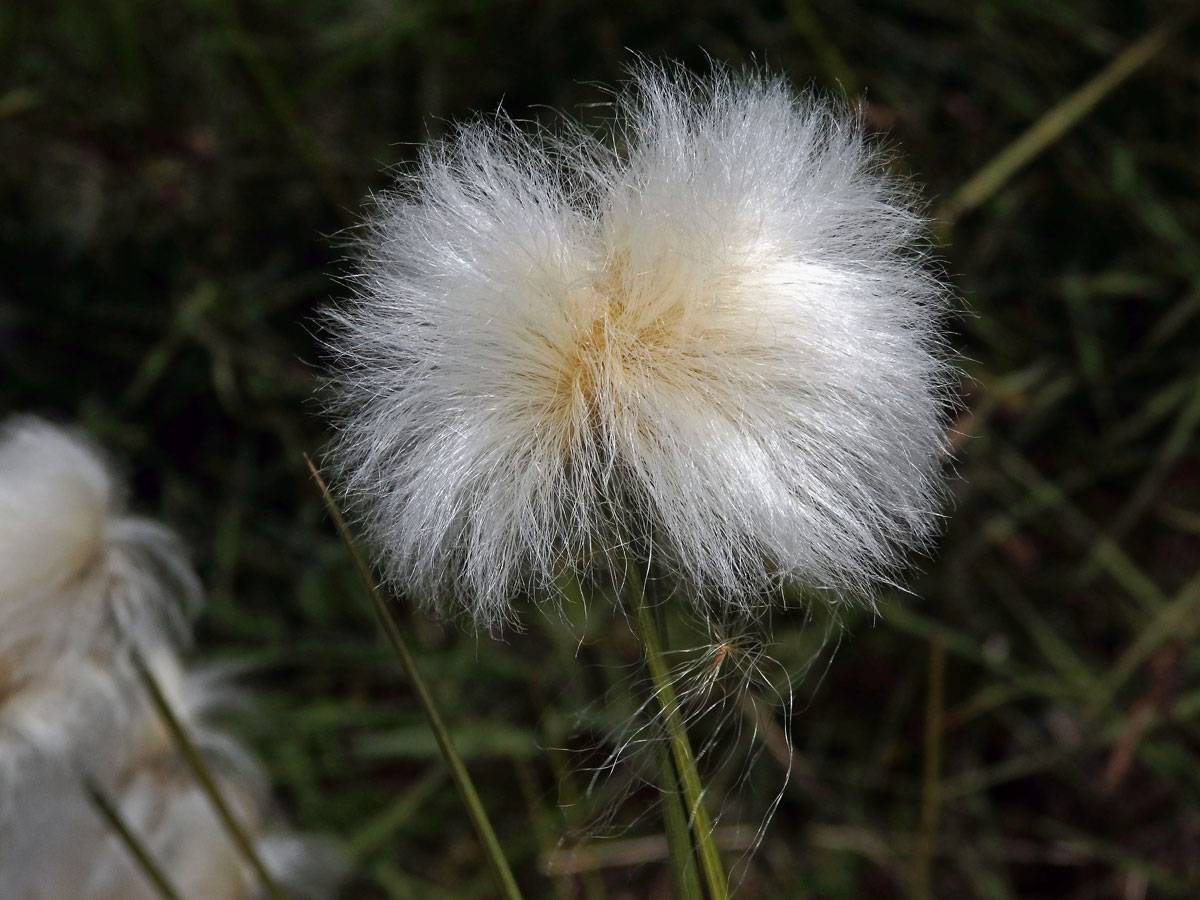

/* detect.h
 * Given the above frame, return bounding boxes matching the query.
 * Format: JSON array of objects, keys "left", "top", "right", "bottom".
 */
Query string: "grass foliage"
[{"left": 4, "top": 1, "right": 1200, "bottom": 897}]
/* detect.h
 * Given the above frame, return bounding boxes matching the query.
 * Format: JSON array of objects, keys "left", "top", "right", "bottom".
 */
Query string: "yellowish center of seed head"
[{"left": 551, "top": 250, "right": 695, "bottom": 432}]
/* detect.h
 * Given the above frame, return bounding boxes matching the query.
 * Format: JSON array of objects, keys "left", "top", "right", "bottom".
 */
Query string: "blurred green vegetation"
[{"left": 4, "top": 1, "right": 1200, "bottom": 897}]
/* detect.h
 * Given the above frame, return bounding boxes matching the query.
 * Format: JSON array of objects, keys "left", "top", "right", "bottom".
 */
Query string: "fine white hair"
[
  {"left": 0, "top": 415, "right": 199, "bottom": 789},
  {"left": 0, "top": 416, "right": 197, "bottom": 683},
  {"left": 0, "top": 649, "right": 340, "bottom": 900},
  {"left": 326, "top": 62, "right": 954, "bottom": 629},
  {"left": 0, "top": 417, "right": 342, "bottom": 899}
]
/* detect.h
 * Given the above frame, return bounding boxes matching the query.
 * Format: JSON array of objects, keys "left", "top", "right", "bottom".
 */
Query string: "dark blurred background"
[{"left": 4, "top": 1, "right": 1200, "bottom": 897}]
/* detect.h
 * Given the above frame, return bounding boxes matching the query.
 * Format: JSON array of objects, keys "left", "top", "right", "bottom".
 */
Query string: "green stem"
[
  {"left": 654, "top": 736, "right": 705, "bottom": 899},
  {"left": 938, "top": 15, "right": 1181, "bottom": 227},
  {"left": 305, "top": 456, "right": 525, "bottom": 900},
  {"left": 83, "top": 774, "right": 183, "bottom": 900},
  {"left": 130, "top": 646, "right": 288, "bottom": 900},
  {"left": 622, "top": 561, "right": 728, "bottom": 900}
]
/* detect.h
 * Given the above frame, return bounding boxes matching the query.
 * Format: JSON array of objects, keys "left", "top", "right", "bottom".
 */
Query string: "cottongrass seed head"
[
  {"left": 326, "top": 62, "right": 955, "bottom": 630},
  {"left": 2, "top": 648, "right": 341, "bottom": 900},
  {"left": 0, "top": 416, "right": 200, "bottom": 809},
  {"left": 0, "top": 417, "right": 343, "bottom": 899},
  {"left": 0, "top": 416, "right": 197, "bottom": 683}
]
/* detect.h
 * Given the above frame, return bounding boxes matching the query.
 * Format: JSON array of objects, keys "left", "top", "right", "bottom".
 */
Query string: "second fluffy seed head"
[{"left": 326, "top": 64, "right": 954, "bottom": 629}]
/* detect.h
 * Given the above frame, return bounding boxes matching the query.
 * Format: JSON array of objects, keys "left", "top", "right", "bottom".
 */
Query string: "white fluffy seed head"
[
  {"left": 0, "top": 416, "right": 197, "bottom": 686},
  {"left": 0, "top": 645, "right": 342, "bottom": 900},
  {"left": 0, "top": 650, "right": 252, "bottom": 900},
  {"left": 326, "top": 63, "right": 955, "bottom": 629},
  {"left": 0, "top": 418, "right": 342, "bottom": 899}
]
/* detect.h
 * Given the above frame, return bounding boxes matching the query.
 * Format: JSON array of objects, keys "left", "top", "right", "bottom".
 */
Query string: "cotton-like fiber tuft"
[
  {"left": 0, "top": 417, "right": 196, "bottom": 685},
  {"left": 0, "top": 416, "right": 342, "bottom": 899},
  {"left": 0, "top": 649, "right": 340, "bottom": 900},
  {"left": 326, "top": 63, "right": 955, "bottom": 628}
]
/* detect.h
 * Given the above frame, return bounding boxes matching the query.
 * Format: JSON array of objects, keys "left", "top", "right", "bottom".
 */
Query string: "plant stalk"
[
  {"left": 130, "top": 646, "right": 288, "bottom": 900},
  {"left": 83, "top": 773, "right": 184, "bottom": 900},
  {"left": 653, "top": 735, "right": 705, "bottom": 899},
  {"left": 937, "top": 15, "right": 1181, "bottom": 227},
  {"left": 305, "top": 456, "right": 525, "bottom": 900},
  {"left": 623, "top": 560, "right": 728, "bottom": 900}
]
